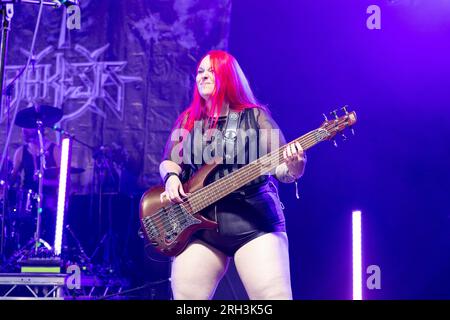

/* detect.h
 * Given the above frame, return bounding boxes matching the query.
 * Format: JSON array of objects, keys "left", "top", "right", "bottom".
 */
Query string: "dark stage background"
[
  {"left": 1, "top": 0, "right": 449, "bottom": 299},
  {"left": 229, "top": 0, "right": 450, "bottom": 299}
]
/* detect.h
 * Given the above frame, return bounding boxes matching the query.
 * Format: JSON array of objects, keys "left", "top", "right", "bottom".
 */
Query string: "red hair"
[{"left": 174, "top": 50, "right": 267, "bottom": 131}]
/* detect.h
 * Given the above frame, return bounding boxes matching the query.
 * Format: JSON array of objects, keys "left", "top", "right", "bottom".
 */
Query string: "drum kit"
[
  {"left": 0, "top": 104, "right": 127, "bottom": 274},
  {"left": 0, "top": 105, "right": 85, "bottom": 267}
]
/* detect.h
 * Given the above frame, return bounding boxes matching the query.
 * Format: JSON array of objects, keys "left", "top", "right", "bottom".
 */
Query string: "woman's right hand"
[{"left": 160, "top": 175, "right": 188, "bottom": 204}]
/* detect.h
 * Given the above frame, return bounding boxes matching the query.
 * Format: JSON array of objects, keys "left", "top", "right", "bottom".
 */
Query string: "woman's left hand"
[{"left": 282, "top": 142, "right": 307, "bottom": 179}]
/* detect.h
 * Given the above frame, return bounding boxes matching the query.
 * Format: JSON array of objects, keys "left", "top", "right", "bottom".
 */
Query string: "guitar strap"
[{"left": 223, "top": 110, "right": 242, "bottom": 163}]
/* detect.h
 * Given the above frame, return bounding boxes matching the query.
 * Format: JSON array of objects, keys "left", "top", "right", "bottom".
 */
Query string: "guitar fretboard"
[{"left": 186, "top": 128, "right": 326, "bottom": 213}]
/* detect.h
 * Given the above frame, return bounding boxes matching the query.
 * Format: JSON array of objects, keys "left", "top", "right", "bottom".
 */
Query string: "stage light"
[
  {"left": 54, "top": 138, "right": 71, "bottom": 256},
  {"left": 352, "top": 210, "right": 362, "bottom": 300}
]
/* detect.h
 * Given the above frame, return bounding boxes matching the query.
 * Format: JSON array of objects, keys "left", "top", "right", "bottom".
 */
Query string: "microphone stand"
[
  {"left": 0, "top": 3, "right": 13, "bottom": 116},
  {"left": 0, "top": 1, "right": 58, "bottom": 6},
  {"left": 0, "top": 5, "right": 13, "bottom": 261},
  {"left": 52, "top": 126, "right": 96, "bottom": 151}
]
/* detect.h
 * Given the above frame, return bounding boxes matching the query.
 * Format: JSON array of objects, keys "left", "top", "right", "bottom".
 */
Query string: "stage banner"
[{"left": 0, "top": 0, "right": 231, "bottom": 194}]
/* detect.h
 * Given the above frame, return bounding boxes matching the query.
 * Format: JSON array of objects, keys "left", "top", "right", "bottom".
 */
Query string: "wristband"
[{"left": 163, "top": 172, "right": 180, "bottom": 185}]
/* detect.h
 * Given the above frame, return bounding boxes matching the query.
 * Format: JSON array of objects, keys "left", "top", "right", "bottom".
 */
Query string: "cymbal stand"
[{"left": 33, "top": 119, "right": 46, "bottom": 254}]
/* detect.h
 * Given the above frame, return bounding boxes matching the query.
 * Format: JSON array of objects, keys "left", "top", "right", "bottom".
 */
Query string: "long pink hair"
[{"left": 174, "top": 50, "right": 268, "bottom": 131}]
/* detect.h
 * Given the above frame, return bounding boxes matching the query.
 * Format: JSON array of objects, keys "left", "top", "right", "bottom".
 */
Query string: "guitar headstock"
[{"left": 318, "top": 106, "right": 357, "bottom": 145}]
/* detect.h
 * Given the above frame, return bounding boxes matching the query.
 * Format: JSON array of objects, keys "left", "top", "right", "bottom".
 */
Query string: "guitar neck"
[{"left": 187, "top": 127, "right": 328, "bottom": 213}]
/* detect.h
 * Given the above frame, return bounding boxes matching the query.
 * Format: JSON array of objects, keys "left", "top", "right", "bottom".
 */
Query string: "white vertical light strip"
[
  {"left": 352, "top": 210, "right": 362, "bottom": 300},
  {"left": 54, "top": 138, "right": 71, "bottom": 256}
]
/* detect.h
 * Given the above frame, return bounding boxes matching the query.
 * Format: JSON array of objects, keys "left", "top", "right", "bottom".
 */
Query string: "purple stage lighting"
[
  {"left": 352, "top": 210, "right": 362, "bottom": 300},
  {"left": 54, "top": 138, "right": 71, "bottom": 256}
]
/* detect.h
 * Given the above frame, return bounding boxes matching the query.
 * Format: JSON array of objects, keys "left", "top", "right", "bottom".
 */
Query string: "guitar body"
[{"left": 139, "top": 163, "right": 219, "bottom": 257}]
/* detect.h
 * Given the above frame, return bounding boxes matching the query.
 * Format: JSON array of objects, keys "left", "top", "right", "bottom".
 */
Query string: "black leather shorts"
[{"left": 192, "top": 182, "right": 286, "bottom": 256}]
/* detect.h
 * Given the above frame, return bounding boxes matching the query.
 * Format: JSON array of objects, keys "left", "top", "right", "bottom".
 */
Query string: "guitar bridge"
[
  {"left": 163, "top": 204, "right": 201, "bottom": 242},
  {"left": 142, "top": 204, "right": 202, "bottom": 244}
]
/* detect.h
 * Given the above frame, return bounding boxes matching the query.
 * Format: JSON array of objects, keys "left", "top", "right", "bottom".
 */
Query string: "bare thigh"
[
  {"left": 171, "top": 239, "right": 229, "bottom": 300},
  {"left": 234, "top": 232, "right": 292, "bottom": 300}
]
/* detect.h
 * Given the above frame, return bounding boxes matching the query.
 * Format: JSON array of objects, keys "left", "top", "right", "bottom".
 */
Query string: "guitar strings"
[
  {"left": 148, "top": 125, "right": 334, "bottom": 232},
  {"left": 146, "top": 118, "right": 348, "bottom": 232},
  {"left": 146, "top": 131, "right": 319, "bottom": 231},
  {"left": 186, "top": 117, "right": 349, "bottom": 212}
]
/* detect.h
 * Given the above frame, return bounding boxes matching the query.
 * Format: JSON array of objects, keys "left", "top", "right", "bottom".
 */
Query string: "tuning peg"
[
  {"left": 333, "top": 139, "right": 338, "bottom": 147},
  {"left": 341, "top": 105, "right": 349, "bottom": 114},
  {"left": 322, "top": 113, "right": 328, "bottom": 121},
  {"left": 350, "top": 127, "right": 356, "bottom": 135},
  {"left": 341, "top": 133, "right": 347, "bottom": 141},
  {"left": 330, "top": 109, "right": 338, "bottom": 120}
]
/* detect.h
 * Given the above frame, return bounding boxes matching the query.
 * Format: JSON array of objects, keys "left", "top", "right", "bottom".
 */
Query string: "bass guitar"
[{"left": 140, "top": 108, "right": 357, "bottom": 256}]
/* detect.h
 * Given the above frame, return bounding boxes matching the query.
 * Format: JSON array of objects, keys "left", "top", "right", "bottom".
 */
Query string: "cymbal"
[
  {"left": 44, "top": 167, "right": 85, "bottom": 175},
  {"left": 15, "top": 105, "right": 63, "bottom": 129}
]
